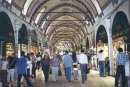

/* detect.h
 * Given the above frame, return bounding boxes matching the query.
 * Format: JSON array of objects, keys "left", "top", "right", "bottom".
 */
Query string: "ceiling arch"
[
  {"left": 3, "top": 0, "right": 113, "bottom": 51},
  {"left": 51, "top": 33, "right": 79, "bottom": 43},
  {"left": 42, "top": 13, "right": 87, "bottom": 36},
  {"left": 50, "top": 33, "right": 80, "bottom": 44},
  {"left": 38, "top": 2, "right": 94, "bottom": 26},
  {"left": 47, "top": 22, "right": 84, "bottom": 39},
  {"left": 52, "top": 37, "right": 78, "bottom": 47},
  {"left": 30, "top": 0, "right": 94, "bottom": 22}
]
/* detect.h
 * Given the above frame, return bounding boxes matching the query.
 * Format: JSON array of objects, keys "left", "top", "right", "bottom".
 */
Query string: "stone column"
[
  {"left": 28, "top": 30, "right": 32, "bottom": 53},
  {"left": 37, "top": 36, "right": 40, "bottom": 53},
  {"left": 105, "top": 19, "right": 114, "bottom": 76},
  {"left": 14, "top": 21, "right": 21, "bottom": 57}
]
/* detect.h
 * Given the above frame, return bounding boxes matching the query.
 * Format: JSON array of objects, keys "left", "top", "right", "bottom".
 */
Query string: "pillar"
[
  {"left": 105, "top": 19, "right": 114, "bottom": 76},
  {"left": 28, "top": 30, "right": 32, "bottom": 53},
  {"left": 14, "top": 20, "right": 21, "bottom": 57}
]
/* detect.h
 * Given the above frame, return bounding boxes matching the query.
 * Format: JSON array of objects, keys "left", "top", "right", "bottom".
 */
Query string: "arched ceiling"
[{"left": 4, "top": 0, "right": 112, "bottom": 50}]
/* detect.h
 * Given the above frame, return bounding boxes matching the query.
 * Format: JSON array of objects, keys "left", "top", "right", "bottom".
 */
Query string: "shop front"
[
  {"left": 18, "top": 24, "right": 28, "bottom": 54},
  {"left": 96, "top": 25, "right": 108, "bottom": 58},
  {"left": 31, "top": 30, "right": 38, "bottom": 54},
  {"left": 31, "top": 42, "right": 38, "bottom": 54},
  {"left": 0, "top": 12, "right": 15, "bottom": 57},
  {"left": 112, "top": 11, "right": 130, "bottom": 73}
]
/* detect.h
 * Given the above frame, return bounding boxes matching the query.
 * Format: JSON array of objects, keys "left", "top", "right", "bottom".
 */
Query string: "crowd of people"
[
  {"left": 0, "top": 51, "right": 42, "bottom": 87},
  {"left": 0, "top": 49, "right": 89, "bottom": 87},
  {"left": 0, "top": 47, "right": 129, "bottom": 87}
]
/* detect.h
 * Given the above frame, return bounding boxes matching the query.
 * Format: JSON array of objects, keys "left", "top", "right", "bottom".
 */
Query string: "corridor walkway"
[{"left": 24, "top": 70, "right": 114, "bottom": 87}]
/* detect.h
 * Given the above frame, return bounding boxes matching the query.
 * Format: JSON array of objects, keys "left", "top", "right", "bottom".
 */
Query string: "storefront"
[
  {"left": 18, "top": 24, "right": 28, "bottom": 54},
  {"left": 112, "top": 11, "right": 130, "bottom": 72},
  {"left": 0, "top": 12, "right": 15, "bottom": 57},
  {"left": 96, "top": 25, "right": 108, "bottom": 58},
  {"left": 31, "top": 30, "right": 38, "bottom": 54},
  {"left": 112, "top": 11, "right": 130, "bottom": 57}
]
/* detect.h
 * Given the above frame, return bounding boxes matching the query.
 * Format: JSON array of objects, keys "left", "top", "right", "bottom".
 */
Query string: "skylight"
[
  {"left": 41, "top": 19, "right": 46, "bottom": 29},
  {"left": 6, "top": 0, "right": 12, "bottom": 3},
  {"left": 22, "top": 0, "right": 33, "bottom": 15},
  {"left": 35, "top": 8, "right": 46, "bottom": 24},
  {"left": 91, "top": 0, "right": 101, "bottom": 14}
]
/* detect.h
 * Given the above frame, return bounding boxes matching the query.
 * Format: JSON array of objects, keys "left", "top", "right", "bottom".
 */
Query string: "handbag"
[{"left": 58, "top": 69, "right": 62, "bottom": 76}]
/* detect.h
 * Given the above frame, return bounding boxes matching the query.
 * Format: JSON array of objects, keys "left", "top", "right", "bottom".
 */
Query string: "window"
[
  {"left": 91, "top": 0, "right": 101, "bottom": 14},
  {"left": 6, "top": 0, "right": 12, "bottom": 3},
  {"left": 22, "top": 0, "right": 33, "bottom": 15},
  {"left": 35, "top": 8, "right": 46, "bottom": 24}
]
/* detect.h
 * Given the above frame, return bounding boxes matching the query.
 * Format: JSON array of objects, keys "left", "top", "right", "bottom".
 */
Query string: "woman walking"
[
  {"left": 36, "top": 53, "right": 41, "bottom": 71},
  {"left": 41, "top": 52, "right": 50, "bottom": 82}
]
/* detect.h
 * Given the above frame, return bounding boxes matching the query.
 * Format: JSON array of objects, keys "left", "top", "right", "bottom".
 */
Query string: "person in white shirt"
[
  {"left": 125, "top": 49, "right": 130, "bottom": 87},
  {"left": 36, "top": 53, "right": 41, "bottom": 71},
  {"left": 78, "top": 50, "right": 88, "bottom": 83},
  {"left": 97, "top": 49, "right": 105, "bottom": 77},
  {"left": 26, "top": 53, "right": 32, "bottom": 79},
  {"left": 72, "top": 63, "right": 78, "bottom": 82}
]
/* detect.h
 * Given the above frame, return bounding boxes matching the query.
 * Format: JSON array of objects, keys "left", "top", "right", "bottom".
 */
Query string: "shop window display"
[
  {"left": 6, "top": 43, "right": 14, "bottom": 57},
  {"left": 31, "top": 46, "right": 37, "bottom": 54},
  {"left": 19, "top": 44, "right": 28, "bottom": 54},
  {"left": 97, "top": 40, "right": 108, "bottom": 58},
  {"left": 113, "top": 37, "right": 124, "bottom": 58}
]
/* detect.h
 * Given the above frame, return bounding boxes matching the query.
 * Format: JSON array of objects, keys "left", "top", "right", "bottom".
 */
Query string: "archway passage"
[
  {"left": 18, "top": 24, "right": 28, "bottom": 53},
  {"left": 112, "top": 11, "right": 130, "bottom": 58},
  {"left": 96, "top": 25, "right": 108, "bottom": 57},
  {"left": 0, "top": 12, "right": 14, "bottom": 56}
]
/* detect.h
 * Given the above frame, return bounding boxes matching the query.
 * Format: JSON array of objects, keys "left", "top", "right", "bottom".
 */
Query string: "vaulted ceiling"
[{"left": 4, "top": 0, "right": 112, "bottom": 50}]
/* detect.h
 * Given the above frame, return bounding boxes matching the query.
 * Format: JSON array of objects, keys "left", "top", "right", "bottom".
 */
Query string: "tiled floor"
[
  {"left": 20, "top": 70, "right": 114, "bottom": 87},
  {"left": 9, "top": 69, "right": 115, "bottom": 87}
]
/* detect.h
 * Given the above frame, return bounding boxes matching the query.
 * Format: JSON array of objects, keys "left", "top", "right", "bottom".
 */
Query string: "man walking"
[
  {"left": 78, "top": 50, "right": 88, "bottom": 83},
  {"left": 16, "top": 51, "right": 32, "bottom": 87},
  {"left": 115, "top": 47, "right": 128, "bottom": 87},
  {"left": 63, "top": 51, "right": 73, "bottom": 82},
  {"left": 97, "top": 50, "right": 105, "bottom": 77}
]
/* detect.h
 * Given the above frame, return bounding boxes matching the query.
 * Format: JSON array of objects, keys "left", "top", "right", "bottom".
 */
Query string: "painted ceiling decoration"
[{"left": 2, "top": 0, "right": 112, "bottom": 49}]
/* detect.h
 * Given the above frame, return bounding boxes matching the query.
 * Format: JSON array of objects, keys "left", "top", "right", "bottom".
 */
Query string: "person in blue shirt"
[
  {"left": 72, "top": 51, "right": 77, "bottom": 63},
  {"left": 115, "top": 47, "right": 129, "bottom": 87},
  {"left": 16, "top": 51, "right": 32, "bottom": 87},
  {"left": 63, "top": 50, "right": 73, "bottom": 82}
]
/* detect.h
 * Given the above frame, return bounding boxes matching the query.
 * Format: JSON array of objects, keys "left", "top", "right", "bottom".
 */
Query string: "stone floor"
[
  {"left": 7, "top": 64, "right": 115, "bottom": 87},
  {"left": 13, "top": 69, "right": 114, "bottom": 87}
]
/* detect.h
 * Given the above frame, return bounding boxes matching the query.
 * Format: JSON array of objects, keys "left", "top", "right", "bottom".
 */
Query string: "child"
[{"left": 72, "top": 63, "right": 78, "bottom": 82}]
